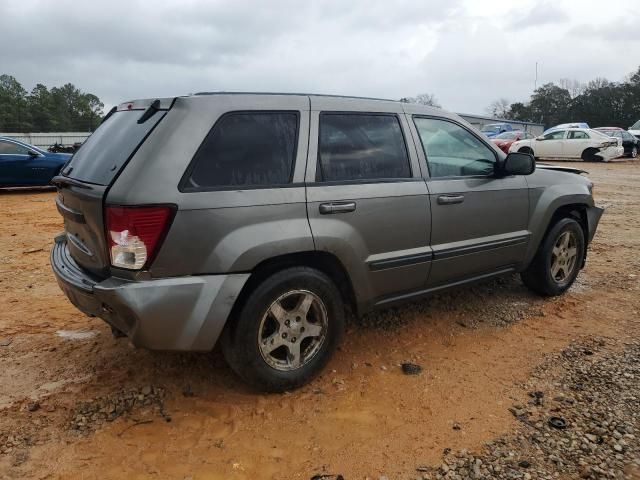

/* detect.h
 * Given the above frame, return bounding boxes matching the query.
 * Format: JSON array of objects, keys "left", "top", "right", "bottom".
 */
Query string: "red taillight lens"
[{"left": 105, "top": 205, "right": 174, "bottom": 270}]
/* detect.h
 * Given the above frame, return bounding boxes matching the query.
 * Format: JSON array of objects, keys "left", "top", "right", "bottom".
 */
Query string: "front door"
[
  {"left": 0, "top": 139, "right": 31, "bottom": 185},
  {"left": 409, "top": 116, "right": 530, "bottom": 287},
  {"left": 534, "top": 130, "right": 566, "bottom": 158},
  {"left": 305, "top": 98, "right": 431, "bottom": 305}
]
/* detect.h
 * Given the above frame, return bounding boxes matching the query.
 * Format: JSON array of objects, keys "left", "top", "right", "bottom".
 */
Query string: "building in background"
[{"left": 457, "top": 113, "right": 544, "bottom": 136}]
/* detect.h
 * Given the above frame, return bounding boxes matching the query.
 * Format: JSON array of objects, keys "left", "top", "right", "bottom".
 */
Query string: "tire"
[
  {"left": 630, "top": 146, "right": 638, "bottom": 158},
  {"left": 521, "top": 217, "right": 585, "bottom": 297},
  {"left": 518, "top": 147, "right": 534, "bottom": 156},
  {"left": 221, "top": 267, "right": 345, "bottom": 392},
  {"left": 581, "top": 148, "right": 602, "bottom": 162}
]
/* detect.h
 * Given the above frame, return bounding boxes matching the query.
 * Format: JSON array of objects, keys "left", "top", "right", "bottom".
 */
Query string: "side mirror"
[
  {"left": 27, "top": 150, "right": 39, "bottom": 157},
  {"left": 498, "top": 152, "right": 535, "bottom": 176},
  {"left": 536, "top": 136, "right": 544, "bottom": 140}
]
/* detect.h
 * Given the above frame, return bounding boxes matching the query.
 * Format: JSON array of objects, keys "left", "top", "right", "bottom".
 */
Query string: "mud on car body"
[{"left": 51, "top": 93, "right": 603, "bottom": 391}]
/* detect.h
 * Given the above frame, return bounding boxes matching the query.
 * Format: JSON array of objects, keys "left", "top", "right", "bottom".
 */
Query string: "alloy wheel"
[
  {"left": 550, "top": 231, "right": 578, "bottom": 283},
  {"left": 258, "top": 290, "right": 328, "bottom": 371}
]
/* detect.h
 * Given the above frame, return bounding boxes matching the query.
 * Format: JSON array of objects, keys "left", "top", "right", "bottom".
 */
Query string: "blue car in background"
[{"left": 0, "top": 137, "right": 71, "bottom": 187}]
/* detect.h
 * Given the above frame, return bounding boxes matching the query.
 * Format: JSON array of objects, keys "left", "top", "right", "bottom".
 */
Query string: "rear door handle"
[
  {"left": 319, "top": 202, "right": 357, "bottom": 214},
  {"left": 437, "top": 194, "right": 465, "bottom": 205}
]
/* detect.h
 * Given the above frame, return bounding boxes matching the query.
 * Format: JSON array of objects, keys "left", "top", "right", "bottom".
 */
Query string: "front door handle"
[
  {"left": 437, "top": 194, "right": 465, "bottom": 205},
  {"left": 319, "top": 202, "right": 357, "bottom": 214}
]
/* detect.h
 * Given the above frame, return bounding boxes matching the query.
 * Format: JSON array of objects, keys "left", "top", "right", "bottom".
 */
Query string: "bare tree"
[
  {"left": 399, "top": 93, "right": 441, "bottom": 108},
  {"left": 558, "top": 78, "right": 585, "bottom": 98},
  {"left": 486, "top": 98, "right": 510, "bottom": 118}
]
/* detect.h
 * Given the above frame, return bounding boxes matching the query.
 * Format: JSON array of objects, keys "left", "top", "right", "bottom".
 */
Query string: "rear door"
[
  {"left": 55, "top": 99, "right": 172, "bottom": 275},
  {"left": 306, "top": 98, "right": 431, "bottom": 305},
  {"left": 408, "top": 115, "right": 530, "bottom": 287},
  {"left": 564, "top": 130, "right": 591, "bottom": 158}
]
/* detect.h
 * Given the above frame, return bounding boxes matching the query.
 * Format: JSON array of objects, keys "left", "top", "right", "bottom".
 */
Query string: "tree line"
[
  {"left": 0, "top": 74, "right": 104, "bottom": 133},
  {"left": 491, "top": 65, "right": 640, "bottom": 128}
]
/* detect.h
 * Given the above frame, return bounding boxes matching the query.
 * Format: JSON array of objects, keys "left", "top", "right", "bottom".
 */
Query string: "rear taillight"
[{"left": 105, "top": 205, "right": 175, "bottom": 270}]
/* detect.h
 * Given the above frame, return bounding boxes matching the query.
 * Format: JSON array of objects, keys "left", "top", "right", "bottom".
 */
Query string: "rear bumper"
[{"left": 51, "top": 234, "right": 249, "bottom": 351}]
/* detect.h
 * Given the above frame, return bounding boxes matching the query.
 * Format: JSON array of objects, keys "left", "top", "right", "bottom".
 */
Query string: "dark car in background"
[
  {"left": 480, "top": 122, "right": 513, "bottom": 138},
  {"left": 594, "top": 127, "right": 638, "bottom": 158},
  {"left": 491, "top": 130, "right": 534, "bottom": 153},
  {"left": 0, "top": 137, "right": 71, "bottom": 187}
]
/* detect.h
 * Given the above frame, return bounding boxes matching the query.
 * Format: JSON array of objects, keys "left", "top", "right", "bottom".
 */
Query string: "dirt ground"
[{"left": 0, "top": 161, "right": 638, "bottom": 479}]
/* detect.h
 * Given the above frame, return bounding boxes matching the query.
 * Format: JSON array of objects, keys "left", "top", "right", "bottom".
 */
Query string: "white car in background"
[{"left": 509, "top": 128, "right": 624, "bottom": 162}]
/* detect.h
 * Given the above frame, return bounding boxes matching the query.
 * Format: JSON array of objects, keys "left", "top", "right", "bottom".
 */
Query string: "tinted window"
[
  {"left": 317, "top": 114, "right": 410, "bottom": 182},
  {"left": 63, "top": 110, "right": 167, "bottom": 185},
  {"left": 413, "top": 117, "right": 497, "bottom": 178},
  {"left": 0, "top": 140, "right": 28, "bottom": 154},
  {"left": 568, "top": 131, "right": 589, "bottom": 139},
  {"left": 185, "top": 112, "right": 298, "bottom": 189}
]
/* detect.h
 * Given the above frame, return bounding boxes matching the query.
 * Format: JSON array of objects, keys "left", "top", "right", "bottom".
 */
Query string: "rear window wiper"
[{"left": 137, "top": 99, "right": 161, "bottom": 124}]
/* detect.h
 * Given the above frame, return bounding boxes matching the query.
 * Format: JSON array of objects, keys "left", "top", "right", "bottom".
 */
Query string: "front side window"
[
  {"left": 317, "top": 114, "right": 411, "bottom": 182},
  {"left": 413, "top": 117, "right": 497, "bottom": 178},
  {"left": 568, "top": 131, "right": 589, "bottom": 139},
  {"left": 0, "top": 140, "right": 29, "bottom": 155},
  {"left": 544, "top": 130, "right": 566, "bottom": 140},
  {"left": 183, "top": 112, "right": 298, "bottom": 189}
]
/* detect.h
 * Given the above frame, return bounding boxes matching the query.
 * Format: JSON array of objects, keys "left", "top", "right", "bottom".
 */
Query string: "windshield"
[
  {"left": 630, "top": 120, "right": 640, "bottom": 130},
  {"left": 62, "top": 109, "right": 166, "bottom": 185},
  {"left": 494, "top": 132, "right": 518, "bottom": 139},
  {"left": 481, "top": 124, "right": 501, "bottom": 132}
]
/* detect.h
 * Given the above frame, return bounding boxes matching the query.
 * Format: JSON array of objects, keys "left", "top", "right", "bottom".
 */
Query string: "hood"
[
  {"left": 44, "top": 152, "right": 72, "bottom": 161},
  {"left": 536, "top": 163, "right": 587, "bottom": 175}
]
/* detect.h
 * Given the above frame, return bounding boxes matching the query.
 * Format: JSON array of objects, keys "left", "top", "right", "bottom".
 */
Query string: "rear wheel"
[
  {"left": 521, "top": 217, "right": 585, "bottom": 296},
  {"left": 221, "top": 267, "right": 344, "bottom": 392},
  {"left": 630, "top": 146, "right": 638, "bottom": 158},
  {"left": 581, "top": 148, "right": 602, "bottom": 162}
]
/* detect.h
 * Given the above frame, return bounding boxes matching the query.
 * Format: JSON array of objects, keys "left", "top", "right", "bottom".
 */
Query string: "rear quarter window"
[{"left": 181, "top": 112, "right": 299, "bottom": 190}]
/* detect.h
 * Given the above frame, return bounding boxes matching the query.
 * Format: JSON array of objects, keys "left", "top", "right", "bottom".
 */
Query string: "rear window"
[
  {"left": 182, "top": 112, "right": 298, "bottom": 190},
  {"left": 62, "top": 110, "right": 166, "bottom": 185},
  {"left": 317, "top": 113, "right": 410, "bottom": 182}
]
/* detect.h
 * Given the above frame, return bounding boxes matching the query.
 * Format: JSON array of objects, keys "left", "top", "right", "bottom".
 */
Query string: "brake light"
[{"left": 105, "top": 206, "right": 174, "bottom": 270}]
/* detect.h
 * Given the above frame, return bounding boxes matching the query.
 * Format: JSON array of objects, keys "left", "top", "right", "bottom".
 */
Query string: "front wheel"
[
  {"left": 630, "top": 146, "right": 638, "bottom": 158},
  {"left": 221, "top": 267, "right": 345, "bottom": 392},
  {"left": 521, "top": 218, "right": 585, "bottom": 296}
]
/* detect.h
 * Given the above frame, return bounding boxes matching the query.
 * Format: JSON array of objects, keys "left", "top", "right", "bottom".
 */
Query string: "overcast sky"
[{"left": 1, "top": 0, "right": 638, "bottom": 114}]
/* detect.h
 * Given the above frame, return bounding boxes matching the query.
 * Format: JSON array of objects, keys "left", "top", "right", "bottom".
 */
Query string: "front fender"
[{"left": 524, "top": 182, "right": 594, "bottom": 266}]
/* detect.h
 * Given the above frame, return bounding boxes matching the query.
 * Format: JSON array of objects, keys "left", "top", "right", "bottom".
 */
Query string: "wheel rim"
[
  {"left": 258, "top": 289, "right": 328, "bottom": 371},
  {"left": 550, "top": 231, "right": 578, "bottom": 283},
  {"left": 632, "top": 147, "right": 638, "bottom": 158}
]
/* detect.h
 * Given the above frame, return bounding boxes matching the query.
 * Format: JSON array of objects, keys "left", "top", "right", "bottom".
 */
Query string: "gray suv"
[{"left": 51, "top": 93, "right": 603, "bottom": 391}]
